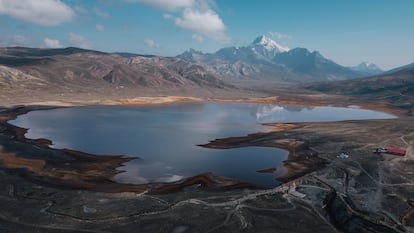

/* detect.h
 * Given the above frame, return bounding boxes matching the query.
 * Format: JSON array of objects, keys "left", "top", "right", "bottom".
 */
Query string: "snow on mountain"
[
  {"left": 250, "top": 35, "right": 289, "bottom": 53},
  {"left": 357, "top": 62, "right": 381, "bottom": 70},
  {"left": 246, "top": 35, "right": 290, "bottom": 61},
  {"left": 177, "top": 34, "right": 362, "bottom": 82},
  {"left": 351, "top": 62, "right": 383, "bottom": 76},
  {"left": 273, "top": 47, "right": 359, "bottom": 80}
]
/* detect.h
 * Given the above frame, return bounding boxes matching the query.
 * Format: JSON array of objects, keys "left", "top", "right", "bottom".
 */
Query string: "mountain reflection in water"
[{"left": 10, "top": 102, "right": 394, "bottom": 187}]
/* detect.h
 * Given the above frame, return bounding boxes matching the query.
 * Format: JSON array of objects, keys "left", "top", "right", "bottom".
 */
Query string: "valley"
[{"left": 0, "top": 35, "right": 414, "bottom": 233}]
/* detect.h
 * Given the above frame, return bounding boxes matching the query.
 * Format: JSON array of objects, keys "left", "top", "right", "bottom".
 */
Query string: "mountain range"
[
  {"left": 0, "top": 46, "right": 242, "bottom": 105},
  {"left": 178, "top": 35, "right": 382, "bottom": 84},
  {"left": 350, "top": 62, "right": 383, "bottom": 76},
  {"left": 0, "top": 35, "right": 412, "bottom": 101},
  {"left": 0, "top": 47, "right": 229, "bottom": 89}
]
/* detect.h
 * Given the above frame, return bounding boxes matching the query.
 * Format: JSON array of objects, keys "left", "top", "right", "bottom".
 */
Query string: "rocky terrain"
[
  {"left": 178, "top": 35, "right": 367, "bottom": 84},
  {"left": 305, "top": 66, "right": 414, "bottom": 115},
  {"left": 0, "top": 43, "right": 414, "bottom": 232},
  {"left": 0, "top": 36, "right": 389, "bottom": 105},
  {"left": 0, "top": 96, "right": 413, "bottom": 233},
  {"left": 0, "top": 47, "right": 241, "bottom": 105}
]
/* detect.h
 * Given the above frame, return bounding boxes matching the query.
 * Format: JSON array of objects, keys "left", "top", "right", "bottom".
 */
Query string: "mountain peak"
[
  {"left": 354, "top": 62, "right": 382, "bottom": 72},
  {"left": 350, "top": 61, "right": 383, "bottom": 75},
  {"left": 357, "top": 62, "right": 381, "bottom": 70},
  {"left": 251, "top": 35, "right": 289, "bottom": 52}
]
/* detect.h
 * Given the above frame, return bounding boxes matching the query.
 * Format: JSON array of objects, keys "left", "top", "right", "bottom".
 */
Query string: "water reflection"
[{"left": 9, "top": 102, "right": 395, "bottom": 187}]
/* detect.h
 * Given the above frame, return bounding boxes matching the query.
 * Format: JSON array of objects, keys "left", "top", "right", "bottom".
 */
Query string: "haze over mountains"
[
  {"left": 350, "top": 62, "right": 383, "bottom": 76},
  {"left": 0, "top": 34, "right": 412, "bottom": 103},
  {"left": 178, "top": 35, "right": 382, "bottom": 83}
]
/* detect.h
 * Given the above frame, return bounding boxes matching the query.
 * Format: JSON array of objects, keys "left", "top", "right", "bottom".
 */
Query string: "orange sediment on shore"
[
  {"left": 104, "top": 96, "right": 203, "bottom": 106},
  {"left": 0, "top": 152, "right": 45, "bottom": 174},
  {"left": 7, "top": 94, "right": 405, "bottom": 117},
  {"left": 0, "top": 95, "right": 402, "bottom": 194},
  {"left": 262, "top": 123, "right": 303, "bottom": 133},
  {"left": 0, "top": 106, "right": 266, "bottom": 193},
  {"left": 211, "top": 96, "right": 326, "bottom": 107}
]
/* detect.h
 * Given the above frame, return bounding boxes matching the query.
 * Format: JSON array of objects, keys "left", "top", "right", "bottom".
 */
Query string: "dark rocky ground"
[
  {"left": 1, "top": 102, "right": 414, "bottom": 232},
  {"left": 0, "top": 169, "right": 338, "bottom": 233},
  {"left": 1, "top": 44, "right": 414, "bottom": 233}
]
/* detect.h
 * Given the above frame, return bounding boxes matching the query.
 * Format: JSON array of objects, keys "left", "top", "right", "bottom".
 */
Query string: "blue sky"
[{"left": 0, "top": 0, "right": 413, "bottom": 69}]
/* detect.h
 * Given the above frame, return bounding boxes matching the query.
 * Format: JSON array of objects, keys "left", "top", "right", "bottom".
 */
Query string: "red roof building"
[{"left": 386, "top": 147, "right": 406, "bottom": 156}]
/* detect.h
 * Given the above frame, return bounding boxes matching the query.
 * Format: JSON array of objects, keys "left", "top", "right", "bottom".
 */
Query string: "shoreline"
[
  {"left": 4, "top": 93, "right": 407, "bottom": 116},
  {"left": 0, "top": 95, "right": 402, "bottom": 193},
  {"left": 0, "top": 106, "right": 265, "bottom": 194},
  {"left": 0, "top": 102, "right": 292, "bottom": 194},
  {"left": 1, "top": 96, "right": 413, "bottom": 232}
]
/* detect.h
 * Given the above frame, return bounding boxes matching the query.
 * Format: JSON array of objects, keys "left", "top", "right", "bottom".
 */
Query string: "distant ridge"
[
  {"left": 304, "top": 65, "right": 414, "bottom": 115},
  {"left": 114, "top": 52, "right": 157, "bottom": 58},
  {"left": 350, "top": 62, "right": 383, "bottom": 76},
  {"left": 0, "top": 47, "right": 106, "bottom": 57},
  {"left": 178, "top": 35, "right": 365, "bottom": 83},
  {"left": 384, "top": 62, "right": 414, "bottom": 75},
  {"left": 0, "top": 46, "right": 232, "bottom": 92}
]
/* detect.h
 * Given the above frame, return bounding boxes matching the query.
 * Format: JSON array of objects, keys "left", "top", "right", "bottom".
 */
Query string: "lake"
[{"left": 9, "top": 102, "right": 394, "bottom": 187}]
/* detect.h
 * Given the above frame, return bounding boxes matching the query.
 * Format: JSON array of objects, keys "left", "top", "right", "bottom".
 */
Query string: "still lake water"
[{"left": 10, "top": 102, "right": 394, "bottom": 187}]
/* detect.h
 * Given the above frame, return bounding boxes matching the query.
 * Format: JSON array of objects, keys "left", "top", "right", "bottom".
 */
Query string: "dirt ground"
[{"left": 0, "top": 95, "right": 413, "bottom": 232}]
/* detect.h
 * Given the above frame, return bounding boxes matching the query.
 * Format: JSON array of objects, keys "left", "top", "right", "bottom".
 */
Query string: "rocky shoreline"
[{"left": 0, "top": 98, "right": 413, "bottom": 232}]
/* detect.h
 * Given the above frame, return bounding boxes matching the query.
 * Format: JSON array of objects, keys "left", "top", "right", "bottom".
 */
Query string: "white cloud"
[
  {"left": 127, "top": 0, "right": 194, "bottom": 11},
  {"left": 130, "top": 0, "right": 230, "bottom": 44},
  {"left": 69, "top": 33, "right": 93, "bottom": 49},
  {"left": 74, "top": 5, "right": 87, "bottom": 14},
  {"left": 11, "top": 35, "right": 29, "bottom": 45},
  {"left": 96, "top": 24, "right": 105, "bottom": 32},
  {"left": 144, "top": 39, "right": 159, "bottom": 48},
  {"left": 175, "top": 8, "right": 230, "bottom": 43},
  {"left": 192, "top": 34, "right": 203, "bottom": 43},
  {"left": 269, "top": 31, "right": 293, "bottom": 40},
  {"left": 44, "top": 37, "right": 62, "bottom": 48},
  {"left": 0, "top": 0, "right": 75, "bottom": 26},
  {"left": 93, "top": 7, "right": 111, "bottom": 19},
  {"left": 163, "top": 13, "right": 174, "bottom": 19},
  {"left": 0, "top": 35, "right": 31, "bottom": 47}
]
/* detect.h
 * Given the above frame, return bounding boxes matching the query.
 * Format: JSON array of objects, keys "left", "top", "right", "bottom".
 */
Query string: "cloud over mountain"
[
  {"left": 129, "top": 0, "right": 230, "bottom": 43},
  {"left": 144, "top": 39, "right": 159, "bottom": 48},
  {"left": 175, "top": 8, "right": 230, "bottom": 43},
  {"left": 0, "top": 35, "right": 31, "bottom": 47},
  {"left": 44, "top": 38, "right": 62, "bottom": 48},
  {"left": 69, "top": 33, "right": 93, "bottom": 49}
]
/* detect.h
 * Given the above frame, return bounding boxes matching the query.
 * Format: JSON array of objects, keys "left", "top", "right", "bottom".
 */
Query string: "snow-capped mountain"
[
  {"left": 272, "top": 48, "right": 360, "bottom": 80},
  {"left": 177, "top": 38, "right": 291, "bottom": 82},
  {"left": 251, "top": 35, "right": 289, "bottom": 52},
  {"left": 351, "top": 62, "right": 383, "bottom": 76},
  {"left": 180, "top": 35, "right": 289, "bottom": 64},
  {"left": 177, "top": 35, "right": 364, "bottom": 83},
  {"left": 249, "top": 35, "right": 289, "bottom": 60}
]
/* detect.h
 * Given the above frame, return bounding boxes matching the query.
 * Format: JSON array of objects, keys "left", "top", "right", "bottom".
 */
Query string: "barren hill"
[
  {"left": 305, "top": 66, "right": 414, "bottom": 114},
  {"left": 0, "top": 47, "right": 238, "bottom": 104}
]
